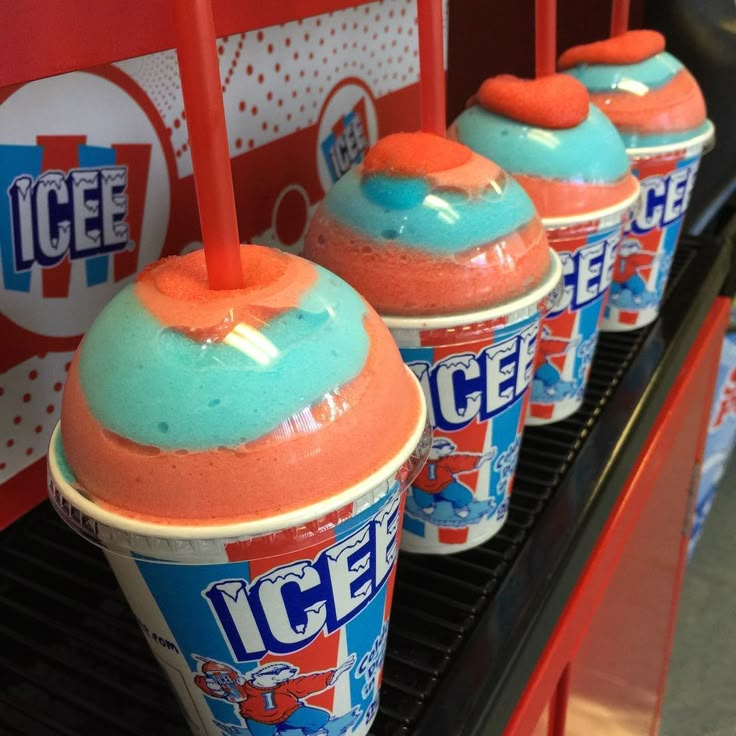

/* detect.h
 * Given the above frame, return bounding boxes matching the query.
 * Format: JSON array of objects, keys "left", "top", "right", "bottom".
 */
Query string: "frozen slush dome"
[
  {"left": 304, "top": 132, "right": 550, "bottom": 316},
  {"left": 560, "top": 30, "right": 708, "bottom": 148},
  {"left": 450, "top": 75, "right": 637, "bottom": 219},
  {"left": 59, "top": 245, "right": 423, "bottom": 524}
]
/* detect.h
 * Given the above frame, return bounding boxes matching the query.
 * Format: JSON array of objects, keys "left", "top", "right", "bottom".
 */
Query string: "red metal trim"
[
  {"left": 1, "top": 0, "right": 374, "bottom": 89},
  {"left": 547, "top": 664, "right": 571, "bottom": 736},
  {"left": 649, "top": 295, "right": 732, "bottom": 734},
  {"left": 649, "top": 514, "right": 691, "bottom": 736},
  {"left": 503, "top": 298, "right": 731, "bottom": 736}
]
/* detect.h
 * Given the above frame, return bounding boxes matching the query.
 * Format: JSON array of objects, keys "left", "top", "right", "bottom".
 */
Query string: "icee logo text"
[
  {"left": 409, "top": 322, "right": 538, "bottom": 432},
  {"left": 9, "top": 167, "right": 129, "bottom": 271},
  {"left": 203, "top": 493, "right": 401, "bottom": 662},
  {"left": 631, "top": 161, "right": 699, "bottom": 234},
  {"left": 551, "top": 234, "right": 619, "bottom": 316},
  {"left": 320, "top": 98, "right": 369, "bottom": 183}
]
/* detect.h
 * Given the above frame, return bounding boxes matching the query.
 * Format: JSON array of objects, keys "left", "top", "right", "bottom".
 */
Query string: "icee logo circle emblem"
[
  {"left": 316, "top": 78, "right": 378, "bottom": 193},
  {"left": 0, "top": 69, "right": 171, "bottom": 337}
]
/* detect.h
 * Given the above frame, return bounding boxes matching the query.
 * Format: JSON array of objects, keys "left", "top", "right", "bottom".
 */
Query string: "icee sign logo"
[
  {"left": 631, "top": 161, "right": 699, "bottom": 234},
  {"left": 0, "top": 71, "right": 171, "bottom": 339},
  {"left": 316, "top": 80, "right": 378, "bottom": 193},
  {"left": 9, "top": 167, "right": 129, "bottom": 274},
  {"left": 204, "top": 493, "right": 401, "bottom": 662},
  {"left": 408, "top": 322, "right": 538, "bottom": 432},
  {"left": 551, "top": 233, "right": 619, "bottom": 316},
  {"left": 320, "top": 98, "right": 369, "bottom": 183}
]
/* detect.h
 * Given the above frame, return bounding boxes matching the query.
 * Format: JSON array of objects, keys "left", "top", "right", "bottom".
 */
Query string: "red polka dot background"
[
  {"left": 116, "top": 0, "right": 448, "bottom": 180},
  {"left": 0, "top": 352, "right": 73, "bottom": 483}
]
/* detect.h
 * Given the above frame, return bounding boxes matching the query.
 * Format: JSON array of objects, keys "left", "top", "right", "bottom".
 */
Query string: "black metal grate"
[{"left": 0, "top": 247, "right": 698, "bottom": 736}]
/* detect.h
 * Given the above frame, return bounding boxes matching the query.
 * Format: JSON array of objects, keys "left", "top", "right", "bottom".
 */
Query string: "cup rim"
[
  {"left": 625, "top": 119, "right": 715, "bottom": 158},
  {"left": 48, "top": 368, "right": 428, "bottom": 542},
  {"left": 541, "top": 176, "right": 641, "bottom": 230},
  {"left": 382, "top": 249, "right": 563, "bottom": 332}
]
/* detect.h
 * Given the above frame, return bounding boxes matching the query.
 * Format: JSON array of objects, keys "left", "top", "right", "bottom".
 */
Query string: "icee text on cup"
[
  {"left": 551, "top": 234, "right": 619, "bottom": 317},
  {"left": 631, "top": 160, "right": 699, "bottom": 235},
  {"left": 203, "top": 493, "right": 401, "bottom": 662},
  {"left": 408, "top": 322, "right": 538, "bottom": 432}
]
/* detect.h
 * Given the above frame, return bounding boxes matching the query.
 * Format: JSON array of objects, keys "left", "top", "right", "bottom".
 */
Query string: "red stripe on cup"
[
  {"left": 619, "top": 310, "right": 639, "bottom": 325},
  {"left": 530, "top": 403, "right": 556, "bottom": 420},
  {"left": 438, "top": 527, "right": 470, "bottom": 544}
]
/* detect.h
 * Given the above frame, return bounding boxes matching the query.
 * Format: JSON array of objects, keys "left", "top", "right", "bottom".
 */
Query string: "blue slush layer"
[
  {"left": 564, "top": 52, "right": 683, "bottom": 93},
  {"left": 322, "top": 166, "right": 537, "bottom": 253},
  {"left": 619, "top": 120, "right": 712, "bottom": 149},
  {"left": 54, "top": 431, "right": 77, "bottom": 484},
  {"left": 452, "top": 104, "right": 630, "bottom": 184},
  {"left": 77, "top": 268, "right": 370, "bottom": 450}
]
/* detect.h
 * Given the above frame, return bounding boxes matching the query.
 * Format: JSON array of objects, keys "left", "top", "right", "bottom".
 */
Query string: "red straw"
[
  {"left": 535, "top": 0, "right": 557, "bottom": 78},
  {"left": 417, "top": 0, "right": 446, "bottom": 136},
  {"left": 610, "top": 0, "right": 630, "bottom": 37},
  {"left": 171, "top": 0, "right": 243, "bottom": 289}
]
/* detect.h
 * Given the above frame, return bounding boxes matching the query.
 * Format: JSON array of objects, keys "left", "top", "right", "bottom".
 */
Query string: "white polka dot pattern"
[
  {"left": 115, "top": 0, "right": 448, "bottom": 179},
  {"left": 0, "top": 351, "right": 74, "bottom": 484}
]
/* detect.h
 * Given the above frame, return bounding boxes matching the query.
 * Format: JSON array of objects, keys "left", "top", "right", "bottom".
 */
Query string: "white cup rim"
[
  {"left": 48, "top": 368, "right": 427, "bottom": 542},
  {"left": 382, "top": 249, "right": 563, "bottom": 332},
  {"left": 625, "top": 119, "right": 715, "bottom": 158}
]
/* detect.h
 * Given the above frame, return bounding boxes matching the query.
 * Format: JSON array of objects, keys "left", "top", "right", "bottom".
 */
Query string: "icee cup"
[
  {"left": 304, "top": 133, "right": 563, "bottom": 554},
  {"left": 560, "top": 30, "right": 716, "bottom": 331},
  {"left": 602, "top": 126, "right": 714, "bottom": 331},
  {"left": 450, "top": 73, "right": 641, "bottom": 424},
  {"left": 47, "top": 245, "right": 429, "bottom": 736}
]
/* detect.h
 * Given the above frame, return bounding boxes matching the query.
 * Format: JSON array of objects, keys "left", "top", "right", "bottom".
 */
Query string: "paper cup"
[
  {"left": 602, "top": 121, "right": 715, "bottom": 331},
  {"left": 527, "top": 189, "right": 640, "bottom": 425},
  {"left": 47, "top": 386, "right": 429, "bottom": 736},
  {"left": 383, "top": 253, "right": 562, "bottom": 555}
]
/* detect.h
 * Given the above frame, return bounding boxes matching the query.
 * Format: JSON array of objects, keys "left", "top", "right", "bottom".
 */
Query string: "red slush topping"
[
  {"left": 558, "top": 30, "right": 665, "bottom": 70},
  {"left": 476, "top": 75, "right": 589, "bottom": 129},
  {"left": 362, "top": 132, "right": 472, "bottom": 177},
  {"left": 135, "top": 246, "right": 315, "bottom": 333},
  {"left": 138, "top": 246, "right": 286, "bottom": 302}
]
